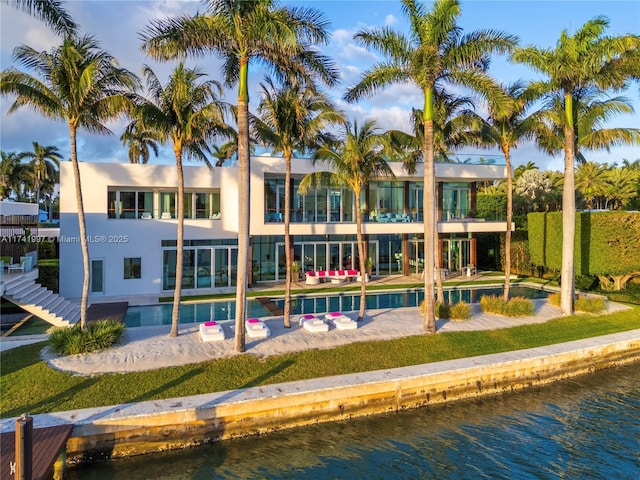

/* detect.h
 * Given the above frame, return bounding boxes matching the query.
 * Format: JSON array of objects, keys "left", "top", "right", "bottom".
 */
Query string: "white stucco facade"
[{"left": 59, "top": 157, "right": 509, "bottom": 300}]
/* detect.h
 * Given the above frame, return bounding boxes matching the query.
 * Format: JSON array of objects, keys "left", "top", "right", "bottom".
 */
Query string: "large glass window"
[
  {"left": 107, "top": 190, "right": 153, "bottom": 219},
  {"left": 195, "top": 192, "right": 209, "bottom": 218},
  {"left": 119, "top": 191, "right": 136, "bottom": 218},
  {"left": 160, "top": 192, "right": 176, "bottom": 219},
  {"left": 442, "top": 183, "right": 471, "bottom": 220}
]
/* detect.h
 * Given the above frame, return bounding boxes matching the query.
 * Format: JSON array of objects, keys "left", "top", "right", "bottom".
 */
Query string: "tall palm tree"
[
  {"left": 251, "top": 77, "right": 343, "bottom": 328},
  {"left": 0, "top": 35, "right": 139, "bottom": 330},
  {"left": 536, "top": 90, "right": 640, "bottom": 164},
  {"left": 344, "top": 0, "right": 516, "bottom": 332},
  {"left": 299, "top": 120, "right": 394, "bottom": 322},
  {"left": 0, "top": 151, "right": 23, "bottom": 200},
  {"left": 4, "top": 0, "right": 76, "bottom": 36},
  {"left": 17, "top": 141, "right": 61, "bottom": 210},
  {"left": 140, "top": 0, "right": 338, "bottom": 352},
  {"left": 128, "top": 64, "right": 228, "bottom": 337},
  {"left": 389, "top": 88, "right": 483, "bottom": 304},
  {"left": 474, "top": 82, "right": 544, "bottom": 301},
  {"left": 512, "top": 16, "right": 639, "bottom": 315},
  {"left": 120, "top": 124, "right": 160, "bottom": 164}
]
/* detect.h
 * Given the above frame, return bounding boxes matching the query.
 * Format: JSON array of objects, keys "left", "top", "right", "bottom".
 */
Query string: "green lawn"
[{"left": 1, "top": 305, "right": 639, "bottom": 418}]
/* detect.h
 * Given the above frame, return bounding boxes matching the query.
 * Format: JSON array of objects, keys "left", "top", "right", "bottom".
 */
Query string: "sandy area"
[{"left": 40, "top": 299, "right": 631, "bottom": 375}]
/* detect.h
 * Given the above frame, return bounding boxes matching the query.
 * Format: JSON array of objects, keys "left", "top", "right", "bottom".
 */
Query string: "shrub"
[
  {"left": 49, "top": 319, "right": 125, "bottom": 355},
  {"left": 575, "top": 296, "right": 606, "bottom": 314},
  {"left": 548, "top": 292, "right": 606, "bottom": 313},
  {"left": 548, "top": 292, "right": 561, "bottom": 307},
  {"left": 450, "top": 302, "right": 471, "bottom": 321},
  {"left": 37, "top": 265, "right": 59, "bottom": 293},
  {"left": 420, "top": 300, "right": 450, "bottom": 319},
  {"left": 480, "top": 295, "right": 534, "bottom": 317}
]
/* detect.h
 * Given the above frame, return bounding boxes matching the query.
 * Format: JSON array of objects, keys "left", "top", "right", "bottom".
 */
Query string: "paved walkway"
[{"left": 40, "top": 298, "right": 631, "bottom": 375}]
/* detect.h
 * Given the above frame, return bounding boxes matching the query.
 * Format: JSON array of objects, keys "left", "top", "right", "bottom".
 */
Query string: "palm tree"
[
  {"left": 1, "top": 35, "right": 139, "bottom": 330},
  {"left": 344, "top": 0, "right": 516, "bottom": 332},
  {"left": 128, "top": 64, "right": 228, "bottom": 337},
  {"left": 0, "top": 151, "right": 23, "bottom": 200},
  {"left": 536, "top": 90, "right": 640, "bottom": 164},
  {"left": 4, "top": 0, "right": 76, "bottom": 35},
  {"left": 17, "top": 141, "right": 61, "bottom": 210},
  {"left": 575, "top": 161, "right": 609, "bottom": 209},
  {"left": 388, "top": 88, "right": 483, "bottom": 304},
  {"left": 251, "top": 77, "right": 343, "bottom": 328},
  {"left": 141, "top": 0, "right": 338, "bottom": 352},
  {"left": 474, "top": 82, "right": 544, "bottom": 301},
  {"left": 512, "top": 16, "right": 640, "bottom": 315},
  {"left": 603, "top": 166, "right": 640, "bottom": 210},
  {"left": 120, "top": 124, "right": 160, "bottom": 164},
  {"left": 299, "top": 120, "right": 394, "bottom": 322}
]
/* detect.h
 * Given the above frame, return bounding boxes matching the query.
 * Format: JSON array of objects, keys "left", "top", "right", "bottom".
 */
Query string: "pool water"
[{"left": 123, "top": 286, "right": 549, "bottom": 328}]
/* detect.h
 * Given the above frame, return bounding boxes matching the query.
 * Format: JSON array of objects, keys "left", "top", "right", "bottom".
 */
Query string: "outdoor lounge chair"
[
  {"left": 199, "top": 321, "right": 225, "bottom": 342},
  {"left": 8, "top": 257, "right": 26, "bottom": 274},
  {"left": 300, "top": 314, "right": 329, "bottom": 332},
  {"left": 325, "top": 312, "right": 358, "bottom": 330},
  {"left": 245, "top": 318, "right": 271, "bottom": 339},
  {"left": 305, "top": 271, "right": 320, "bottom": 285}
]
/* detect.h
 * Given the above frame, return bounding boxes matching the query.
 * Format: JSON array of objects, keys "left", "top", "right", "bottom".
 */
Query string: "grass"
[
  {"left": 1, "top": 305, "right": 639, "bottom": 418},
  {"left": 37, "top": 259, "right": 59, "bottom": 267}
]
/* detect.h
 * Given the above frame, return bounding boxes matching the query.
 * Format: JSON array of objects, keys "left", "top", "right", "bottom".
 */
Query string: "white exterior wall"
[
  {"left": 59, "top": 162, "right": 233, "bottom": 299},
  {"left": 60, "top": 157, "right": 508, "bottom": 299}
]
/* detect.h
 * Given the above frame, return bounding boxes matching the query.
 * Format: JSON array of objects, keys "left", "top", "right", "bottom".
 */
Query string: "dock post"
[
  {"left": 53, "top": 448, "right": 67, "bottom": 480},
  {"left": 15, "top": 414, "right": 33, "bottom": 480}
]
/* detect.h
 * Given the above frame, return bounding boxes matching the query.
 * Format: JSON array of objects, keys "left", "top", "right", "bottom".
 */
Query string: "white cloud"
[{"left": 384, "top": 14, "right": 398, "bottom": 26}]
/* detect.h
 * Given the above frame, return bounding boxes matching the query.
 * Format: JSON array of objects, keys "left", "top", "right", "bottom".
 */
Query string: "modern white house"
[{"left": 59, "top": 156, "right": 510, "bottom": 299}]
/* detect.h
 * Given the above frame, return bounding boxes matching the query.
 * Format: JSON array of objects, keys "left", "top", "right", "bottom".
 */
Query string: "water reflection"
[{"left": 68, "top": 362, "right": 640, "bottom": 479}]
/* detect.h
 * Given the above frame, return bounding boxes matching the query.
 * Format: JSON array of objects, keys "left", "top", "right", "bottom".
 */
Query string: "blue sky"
[{"left": 1, "top": 0, "right": 639, "bottom": 172}]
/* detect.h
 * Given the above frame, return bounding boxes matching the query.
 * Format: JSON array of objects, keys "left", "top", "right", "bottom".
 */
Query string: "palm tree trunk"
[
  {"left": 423, "top": 89, "right": 436, "bottom": 333},
  {"left": 69, "top": 124, "right": 89, "bottom": 331},
  {"left": 355, "top": 185, "right": 367, "bottom": 322},
  {"left": 170, "top": 146, "right": 184, "bottom": 337},
  {"left": 234, "top": 57, "right": 250, "bottom": 352},
  {"left": 560, "top": 92, "right": 576, "bottom": 315},
  {"left": 283, "top": 152, "right": 292, "bottom": 328},
  {"left": 503, "top": 147, "right": 513, "bottom": 303},
  {"left": 434, "top": 206, "right": 444, "bottom": 304}
]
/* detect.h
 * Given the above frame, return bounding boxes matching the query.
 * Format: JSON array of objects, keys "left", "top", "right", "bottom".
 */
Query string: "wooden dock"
[{"left": 1, "top": 423, "right": 73, "bottom": 480}]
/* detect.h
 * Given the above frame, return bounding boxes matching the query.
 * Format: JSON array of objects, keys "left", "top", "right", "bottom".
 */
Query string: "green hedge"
[
  {"left": 528, "top": 211, "right": 640, "bottom": 276},
  {"left": 37, "top": 265, "right": 59, "bottom": 293}
]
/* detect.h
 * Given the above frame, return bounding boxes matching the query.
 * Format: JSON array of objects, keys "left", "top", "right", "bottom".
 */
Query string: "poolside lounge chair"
[
  {"left": 325, "top": 312, "right": 358, "bottom": 330},
  {"left": 245, "top": 318, "right": 271, "bottom": 339},
  {"left": 299, "top": 314, "right": 329, "bottom": 332},
  {"left": 199, "top": 321, "right": 225, "bottom": 342},
  {"left": 305, "top": 271, "right": 320, "bottom": 285}
]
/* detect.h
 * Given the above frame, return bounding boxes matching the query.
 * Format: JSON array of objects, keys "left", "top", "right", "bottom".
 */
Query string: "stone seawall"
[{"left": 6, "top": 330, "right": 640, "bottom": 463}]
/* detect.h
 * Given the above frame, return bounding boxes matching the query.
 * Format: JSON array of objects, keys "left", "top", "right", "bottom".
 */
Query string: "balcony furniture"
[
  {"left": 140, "top": 212, "right": 152, "bottom": 219},
  {"left": 8, "top": 257, "right": 26, "bottom": 274},
  {"left": 160, "top": 212, "right": 172, "bottom": 219}
]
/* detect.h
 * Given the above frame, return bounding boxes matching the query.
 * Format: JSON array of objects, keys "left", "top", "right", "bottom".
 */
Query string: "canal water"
[{"left": 67, "top": 360, "right": 640, "bottom": 479}]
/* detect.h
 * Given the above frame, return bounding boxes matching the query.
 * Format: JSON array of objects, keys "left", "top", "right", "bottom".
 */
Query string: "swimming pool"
[{"left": 123, "top": 286, "right": 549, "bottom": 328}]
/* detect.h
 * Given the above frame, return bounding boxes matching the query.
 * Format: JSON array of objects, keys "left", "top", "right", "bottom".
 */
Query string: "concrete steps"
[{"left": 2, "top": 271, "right": 80, "bottom": 328}]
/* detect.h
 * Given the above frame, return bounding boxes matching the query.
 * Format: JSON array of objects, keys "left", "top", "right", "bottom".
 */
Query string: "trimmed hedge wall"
[{"left": 528, "top": 212, "right": 640, "bottom": 276}]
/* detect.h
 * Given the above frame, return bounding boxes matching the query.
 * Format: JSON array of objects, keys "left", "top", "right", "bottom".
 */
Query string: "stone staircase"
[{"left": 2, "top": 269, "right": 80, "bottom": 327}]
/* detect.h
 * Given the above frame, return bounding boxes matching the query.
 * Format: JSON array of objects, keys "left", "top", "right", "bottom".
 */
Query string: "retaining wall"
[{"left": 5, "top": 330, "right": 640, "bottom": 463}]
